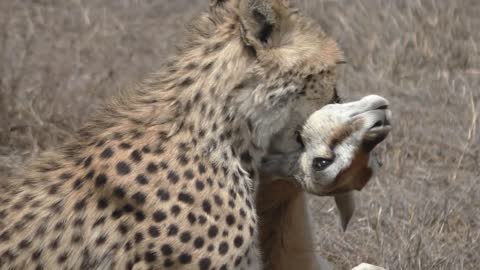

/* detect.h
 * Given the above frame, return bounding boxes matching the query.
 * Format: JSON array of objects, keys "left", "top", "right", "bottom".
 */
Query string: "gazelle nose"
[
  {"left": 349, "top": 95, "right": 390, "bottom": 117},
  {"left": 370, "top": 109, "right": 391, "bottom": 129},
  {"left": 361, "top": 95, "right": 389, "bottom": 110},
  {"left": 362, "top": 109, "right": 392, "bottom": 152}
]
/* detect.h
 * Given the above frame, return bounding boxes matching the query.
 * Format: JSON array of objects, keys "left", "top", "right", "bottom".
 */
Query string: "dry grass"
[{"left": 0, "top": 0, "right": 479, "bottom": 269}]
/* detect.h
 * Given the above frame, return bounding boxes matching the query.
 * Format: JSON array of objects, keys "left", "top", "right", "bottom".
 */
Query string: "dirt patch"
[{"left": 1, "top": 1, "right": 478, "bottom": 269}]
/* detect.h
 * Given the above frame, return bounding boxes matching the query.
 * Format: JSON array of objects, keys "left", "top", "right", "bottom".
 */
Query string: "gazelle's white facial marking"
[{"left": 297, "top": 95, "right": 391, "bottom": 195}]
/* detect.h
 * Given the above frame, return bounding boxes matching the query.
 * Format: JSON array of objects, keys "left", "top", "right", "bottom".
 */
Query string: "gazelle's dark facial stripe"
[{"left": 326, "top": 124, "right": 354, "bottom": 150}]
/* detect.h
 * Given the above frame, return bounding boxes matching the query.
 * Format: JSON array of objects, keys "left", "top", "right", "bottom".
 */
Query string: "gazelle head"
[
  {"left": 261, "top": 95, "right": 392, "bottom": 229},
  {"left": 296, "top": 95, "right": 391, "bottom": 195}
]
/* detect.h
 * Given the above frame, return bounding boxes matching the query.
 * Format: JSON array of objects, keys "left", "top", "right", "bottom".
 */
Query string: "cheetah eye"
[
  {"left": 312, "top": 157, "right": 334, "bottom": 171},
  {"left": 295, "top": 131, "right": 305, "bottom": 148}
]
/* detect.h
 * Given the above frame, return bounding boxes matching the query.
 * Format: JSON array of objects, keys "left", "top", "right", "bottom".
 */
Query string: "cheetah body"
[{"left": 0, "top": 1, "right": 344, "bottom": 269}]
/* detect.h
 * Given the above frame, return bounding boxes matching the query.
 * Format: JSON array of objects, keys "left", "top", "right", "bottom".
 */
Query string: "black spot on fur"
[
  {"left": 132, "top": 192, "right": 146, "bottom": 205},
  {"left": 93, "top": 216, "right": 106, "bottom": 228},
  {"left": 49, "top": 237, "right": 60, "bottom": 250},
  {"left": 178, "top": 192, "right": 194, "bottom": 204},
  {"left": 83, "top": 156, "right": 93, "bottom": 168},
  {"left": 18, "top": 239, "right": 31, "bottom": 249},
  {"left": 195, "top": 180, "right": 205, "bottom": 191},
  {"left": 130, "top": 150, "right": 142, "bottom": 163},
  {"left": 148, "top": 226, "right": 160, "bottom": 238},
  {"left": 48, "top": 184, "right": 60, "bottom": 195},
  {"left": 199, "top": 258, "right": 211, "bottom": 270},
  {"left": 234, "top": 256, "right": 242, "bottom": 267},
  {"left": 135, "top": 211, "right": 146, "bottom": 222},
  {"left": 234, "top": 235, "right": 244, "bottom": 248},
  {"left": 178, "top": 253, "right": 192, "bottom": 264},
  {"left": 202, "top": 200, "right": 212, "bottom": 214},
  {"left": 100, "top": 148, "right": 114, "bottom": 159},
  {"left": 187, "top": 213, "right": 197, "bottom": 225},
  {"left": 116, "top": 162, "right": 131, "bottom": 175},
  {"left": 96, "top": 235, "right": 107, "bottom": 246},
  {"left": 164, "top": 259, "right": 174, "bottom": 268},
  {"left": 32, "top": 249, "right": 42, "bottom": 261},
  {"left": 144, "top": 251, "right": 157, "bottom": 263},
  {"left": 74, "top": 199, "right": 87, "bottom": 211},
  {"left": 199, "top": 215, "right": 207, "bottom": 225},
  {"left": 193, "top": 237, "right": 204, "bottom": 249},
  {"left": 167, "top": 225, "right": 179, "bottom": 236},
  {"left": 179, "top": 77, "right": 194, "bottom": 88},
  {"left": 59, "top": 172, "right": 73, "bottom": 180},
  {"left": 219, "top": 242, "right": 229, "bottom": 255},
  {"left": 97, "top": 198, "right": 109, "bottom": 209},
  {"left": 171, "top": 205, "right": 181, "bottom": 217},
  {"left": 85, "top": 170, "right": 95, "bottom": 180},
  {"left": 226, "top": 214, "right": 235, "bottom": 226},
  {"left": 134, "top": 232, "right": 144, "bottom": 243},
  {"left": 183, "top": 169, "right": 195, "bottom": 180},
  {"left": 146, "top": 162, "right": 158, "bottom": 174},
  {"left": 202, "top": 62, "right": 213, "bottom": 72},
  {"left": 159, "top": 161, "right": 168, "bottom": 169},
  {"left": 123, "top": 204, "right": 134, "bottom": 213},
  {"left": 177, "top": 154, "right": 189, "bottom": 166},
  {"left": 119, "top": 143, "right": 132, "bottom": 149},
  {"left": 161, "top": 244, "right": 173, "bottom": 256},
  {"left": 72, "top": 178, "right": 83, "bottom": 190},
  {"left": 113, "top": 186, "right": 126, "bottom": 198},
  {"left": 118, "top": 223, "right": 129, "bottom": 235},
  {"left": 153, "top": 210, "right": 167, "bottom": 223},
  {"left": 180, "top": 231, "right": 191, "bottom": 243},
  {"left": 167, "top": 171, "right": 179, "bottom": 184},
  {"left": 111, "top": 209, "right": 124, "bottom": 219},
  {"left": 135, "top": 174, "right": 149, "bottom": 185},
  {"left": 198, "top": 163, "right": 207, "bottom": 174},
  {"left": 208, "top": 225, "right": 218, "bottom": 238},
  {"left": 95, "top": 174, "right": 108, "bottom": 187},
  {"left": 57, "top": 252, "right": 68, "bottom": 264}
]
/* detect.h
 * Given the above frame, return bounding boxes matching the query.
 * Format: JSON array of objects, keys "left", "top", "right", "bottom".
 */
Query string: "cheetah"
[{"left": 0, "top": 0, "right": 377, "bottom": 269}]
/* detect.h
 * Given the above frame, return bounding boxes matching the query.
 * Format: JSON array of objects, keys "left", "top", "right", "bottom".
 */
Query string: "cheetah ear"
[
  {"left": 334, "top": 191, "right": 355, "bottom": 232},
  {"left": 239, "top": 0, "right": 289, "bottom": 50},
  {"left": 209, "top": 0, "right": 236, "bottom": 10}
]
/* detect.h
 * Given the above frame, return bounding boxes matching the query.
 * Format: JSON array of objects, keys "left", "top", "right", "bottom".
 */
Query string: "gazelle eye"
[
  {"left": 312, "top": 157, "right": 333, "bottom": 171},
  {"left": 295, "top": 131, "right": 305, "bottom": 148}
]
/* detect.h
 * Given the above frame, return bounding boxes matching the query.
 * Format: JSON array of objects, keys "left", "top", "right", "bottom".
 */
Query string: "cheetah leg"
[{"left": 256, "top": 180, "right": 331, "bottom": 270}]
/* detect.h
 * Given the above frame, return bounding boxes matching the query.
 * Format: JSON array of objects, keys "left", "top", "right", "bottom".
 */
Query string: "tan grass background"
[{"left": 0, "top": 1, "right": 479, "bottom": 269}]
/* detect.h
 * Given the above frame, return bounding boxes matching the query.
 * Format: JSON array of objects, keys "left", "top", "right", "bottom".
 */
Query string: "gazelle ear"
[
  {"left": 334, "top": 191, "right": 355, "bottom": 231},
  {"left": 238, "top": 0, "right": 289, "bottom": 50}
]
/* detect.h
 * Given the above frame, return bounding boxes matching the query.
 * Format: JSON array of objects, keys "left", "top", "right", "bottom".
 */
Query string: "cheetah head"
[{"left": 207, "top": 0, "right": 344, "bottom": 148}]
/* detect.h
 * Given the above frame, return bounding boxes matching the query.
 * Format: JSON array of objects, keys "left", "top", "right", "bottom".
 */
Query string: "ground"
[{"left": 0, "top": 1, "right": 478, "bottom": 269}]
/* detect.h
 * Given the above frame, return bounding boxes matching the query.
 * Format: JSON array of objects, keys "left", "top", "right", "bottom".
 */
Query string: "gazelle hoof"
[{"left": 352, "top": 263, "right": 385, "bottom": 270}]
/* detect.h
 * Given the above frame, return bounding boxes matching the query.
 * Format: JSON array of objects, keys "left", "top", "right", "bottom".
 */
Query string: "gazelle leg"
[{"left": 256, "top": 180, "right": 332, "bottom": 270}]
